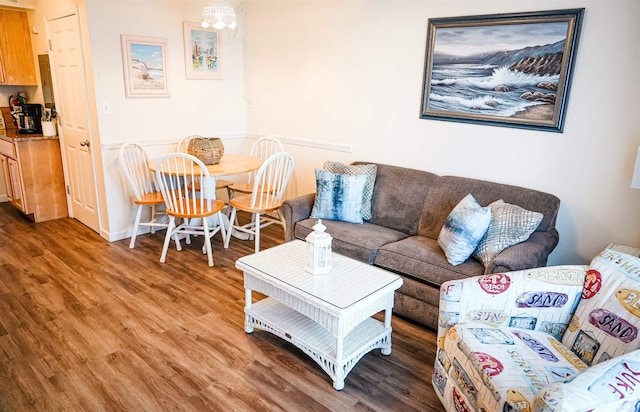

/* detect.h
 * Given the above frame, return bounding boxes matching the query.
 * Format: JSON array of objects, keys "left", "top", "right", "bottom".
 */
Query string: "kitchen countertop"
[{"left": 0, "top": 106, "right": 58, "bottom": 143}]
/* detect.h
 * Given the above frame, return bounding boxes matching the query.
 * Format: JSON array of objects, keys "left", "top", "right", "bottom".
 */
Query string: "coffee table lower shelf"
[{"left": 245, "top": 298, "right": 392, "bottom": 390}]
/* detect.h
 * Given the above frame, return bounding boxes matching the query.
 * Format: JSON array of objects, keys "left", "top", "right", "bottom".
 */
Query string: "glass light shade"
[
  {"left": 305, "top": 220, "right": 332, "bottom": 275},
  {"left": 201, "top": 0, "right": 237, "bottom": 31}
]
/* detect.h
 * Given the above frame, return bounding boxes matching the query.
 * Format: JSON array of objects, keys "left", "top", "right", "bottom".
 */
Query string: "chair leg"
[
  {"left": 129, "top": 204, "right": 144, "bottom": 249},
  {"left": 150, "top": 204, "right": 157, "bottom": 234},
  {"left": 217, "top": 211, "right": 227, "bottom": 242},
  {"left": 254, "top": 212, "right": 260, "bottom": 254},
  {"left": 224, "top": 208, "right": 237, "bottom": 249},
  {"left": 226, "top": 188, "right": 234, "bottom": 219},
  {"left": 203, "top": 217, "right": 214, "bottom": 267},
  {"left": 160, "top": 217, "right": 176, "bottom": 263}
]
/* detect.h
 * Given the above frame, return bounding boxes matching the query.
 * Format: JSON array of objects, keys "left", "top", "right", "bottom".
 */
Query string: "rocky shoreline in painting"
[{"left": 429, "top": 40, "right": 565, "bottom": 119}]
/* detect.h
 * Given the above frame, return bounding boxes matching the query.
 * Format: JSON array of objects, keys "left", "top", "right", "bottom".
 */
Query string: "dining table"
[
  {"left": 149, "top": 153, "right": 262, "bottom": 240},
  {"left": 148, "top": 153, "right": 262, "bottom": 178}
]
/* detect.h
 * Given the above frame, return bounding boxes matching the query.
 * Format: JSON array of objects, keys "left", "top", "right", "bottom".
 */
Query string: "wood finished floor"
[{"left": 0, "top": 203, "right": 444, "bottom": 411}]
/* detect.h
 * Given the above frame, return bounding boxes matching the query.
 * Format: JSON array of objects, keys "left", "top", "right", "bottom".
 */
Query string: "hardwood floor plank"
[{"left": 0, "top": 203, "right": 444, "bottom": 411}]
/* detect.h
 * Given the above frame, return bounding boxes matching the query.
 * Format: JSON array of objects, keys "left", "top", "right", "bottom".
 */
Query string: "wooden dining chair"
[
  {"left": 224, "top": 152, "right": 294, "bottom": 253},
  {"left": 155, "top": 153, "right": 226, "bottom": 267},
  {"left": 226, "top": 136, "right": 284, "bottom": 200},
  {"left": 119, "top": 142, "right": 168, "bottom": 249}
]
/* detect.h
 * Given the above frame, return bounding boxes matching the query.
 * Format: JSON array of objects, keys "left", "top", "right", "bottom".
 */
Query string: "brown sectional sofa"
[{"left": 281, "top": 162, "right": 561, "bottom": 330}]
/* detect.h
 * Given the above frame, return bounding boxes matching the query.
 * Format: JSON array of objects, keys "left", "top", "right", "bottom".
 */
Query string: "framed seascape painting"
[
  {"left": 121, "top": 35, "right": 169, "bottom": 98},
  {"left": 420, "top": 9, "right": 584, "bottom": 132},
  {"left": 183, "top": 21, "right": 221, "bottom": 79}
]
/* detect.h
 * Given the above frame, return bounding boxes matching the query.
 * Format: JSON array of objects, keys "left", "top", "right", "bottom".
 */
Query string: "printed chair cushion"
[
  {"left": 561, "top": 248, "right": 640, "bottom": 366},
  {"left": 323, "top": 161, "right": 377, "bottom": 220},
  {"left": 310, "top": 169, "right": 367, "bottom": 224},
  {"left": 436, "top": 323, "right": 586, "bottom": 412},
  {"left": 438, "top": 194, "right": 491, "bottom": 266},
  {"left": 533, "top": 348, "right": 640, "bottom": 411},
  {"left": 472, "top": 199, "right": 543, "bottom": 268}
]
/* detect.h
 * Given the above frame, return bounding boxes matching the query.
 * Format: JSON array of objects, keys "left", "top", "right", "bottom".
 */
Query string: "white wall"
[
  {"left": 244, "top": 0, "right": 640, "bottom": 265},
  {"left": 84, "top": 0, "right": 248, "bottom": 240}
]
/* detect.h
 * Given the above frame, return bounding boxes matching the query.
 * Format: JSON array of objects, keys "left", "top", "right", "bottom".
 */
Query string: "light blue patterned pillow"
[
  {"left": 438, "top": 194, "right": 491, "bottom": 266},
  {"left": 323, "top": 161, "right": 377, "bottom": 220},
  {"left": 311, "top": 169, "right": 367, "bottom": 224}
]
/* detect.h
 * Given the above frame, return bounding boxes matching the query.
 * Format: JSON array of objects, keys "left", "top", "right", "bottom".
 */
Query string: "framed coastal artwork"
[
  {"left": 420, "top": 9, "right": 584, "bottom": 132},
  {"left": 183, "top": 21, "right": 221, "bottom": 79},
  {"left": 121, "top": 35, "right": 169, "bottom": 98}
]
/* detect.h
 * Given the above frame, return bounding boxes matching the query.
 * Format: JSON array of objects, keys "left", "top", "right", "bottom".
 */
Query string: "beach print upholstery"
[
  {"left": 433, "top": 244, "right": 640, "bottom": 411},
  {"left": 561, "top": 248, "right": 640, "bottom": 365},
  {"left": 533, "top": 348, "right": 640, "bottom": 411}
]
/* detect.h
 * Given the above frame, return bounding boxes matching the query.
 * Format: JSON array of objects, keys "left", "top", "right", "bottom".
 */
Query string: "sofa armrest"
[
  {"left": 437, "top": 264, "right": 588, "bottom": 345},
  {"left": 533, "top": 348, "right": 640, "bottom": 411},
  {"left": 281, "top": 193, "right": 315, "bottom": 241},
  {"left": 485, "top": 229, "right": 560, "bottom": 274}
]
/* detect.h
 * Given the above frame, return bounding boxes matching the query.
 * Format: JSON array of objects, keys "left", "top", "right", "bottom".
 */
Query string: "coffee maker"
[{"left": 14, "top": 103, "right": 42, "bottom": 134}]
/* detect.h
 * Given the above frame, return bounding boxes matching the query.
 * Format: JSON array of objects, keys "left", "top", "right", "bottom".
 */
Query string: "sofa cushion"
[
  {"left": 472, "top": 200, "right": 543, "bottom": 267},
  {"left": 353, "top": 162, "right": 438, "bottom": 235},
  {"left": 310, "top": 169, "right": 367, "bottom": 224},
  {"left": 324, "top": 161, "right": 377, "bottom": 220},
  {"left": 561, "top": 248, "right": 640, "bottom": 366},
  {"left": 418, "top": 175, "right": 560, "bottom": 240},
  {"left": 293, "top": 218, "right": 408, "bottom": 264},
  {"left": 438, "top": 194, "right": 491, "bottom": 266},
  {"left": 374, "top": 236, "right": 485, "bottom": 287}
]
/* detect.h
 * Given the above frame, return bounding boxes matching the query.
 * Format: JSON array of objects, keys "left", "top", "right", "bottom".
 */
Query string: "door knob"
[{"left": 80, "top": 140, "right": 90, "bottom": 147}]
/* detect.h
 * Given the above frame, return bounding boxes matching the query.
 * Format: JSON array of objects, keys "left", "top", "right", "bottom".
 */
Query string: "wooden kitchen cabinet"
[
  {"left": 0, "top": 137, "right": 67, "bottom": 222},
  {"left": 0, "top": 8, "right": 37, "bottom": 85},
  {"left": 0, "top": 154, "right": 24, "bottom": 210}
]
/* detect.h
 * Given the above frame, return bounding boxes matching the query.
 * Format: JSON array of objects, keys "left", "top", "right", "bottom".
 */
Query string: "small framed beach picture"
[
  {"left": 121, "top": 35, "right": 169, "bottom": 98},
  {"left": 183, "top": 21, "right": 221, "bottom": 79},
  {"left": 420, "top": 9, "right": 584, "bottom": 132}
]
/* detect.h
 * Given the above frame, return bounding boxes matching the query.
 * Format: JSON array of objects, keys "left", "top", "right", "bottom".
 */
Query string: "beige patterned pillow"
[
  {"left": 323, "top": 161, "right": 377, "bottom": 220},
  {"left": 472, "top": 199, "right": 543, "bottom": 267}
]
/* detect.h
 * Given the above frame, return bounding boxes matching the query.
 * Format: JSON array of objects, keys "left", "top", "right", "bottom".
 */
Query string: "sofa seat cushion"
[
  {"left": 293, "top": 218, "right": 408, "bottom": 264},
  {"left": 374, "top": 236, "right": 484, "bottom": 287},
  {"left": 435, "top": 322, "right": 586, "bottom": 412}
]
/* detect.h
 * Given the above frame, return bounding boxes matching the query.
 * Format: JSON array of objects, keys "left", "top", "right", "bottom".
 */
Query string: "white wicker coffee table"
[{"left": 236, "top": 240, "right": 403, "bottom": 390}]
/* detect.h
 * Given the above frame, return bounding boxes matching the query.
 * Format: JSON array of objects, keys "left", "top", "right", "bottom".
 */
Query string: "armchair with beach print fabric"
[{"left": 433, "top": 243, "right": 640, "bottom": 412}]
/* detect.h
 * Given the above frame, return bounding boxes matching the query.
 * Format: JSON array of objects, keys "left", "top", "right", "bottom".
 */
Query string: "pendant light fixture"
[{"left": 201, "top": 0, "right": 238, "bottom": 30}]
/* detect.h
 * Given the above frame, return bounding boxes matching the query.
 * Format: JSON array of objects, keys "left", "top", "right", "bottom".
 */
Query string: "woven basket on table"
[{"left": 187, "top": 137, "right": 224, "bottom": 165}]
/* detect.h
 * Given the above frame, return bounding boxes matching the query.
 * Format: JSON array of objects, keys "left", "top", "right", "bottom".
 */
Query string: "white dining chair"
[
  {"left": 224, "top": 151, "right": 294, "bottom": 253},
  {"left": 119, "top": 142, "right": 168, "bottom": 249},
  {"left": 155, "top": 153, "right": 226, "bottom": 267},
  {"left": 226, "top": 136, "right": 284, "bottom": 200}
]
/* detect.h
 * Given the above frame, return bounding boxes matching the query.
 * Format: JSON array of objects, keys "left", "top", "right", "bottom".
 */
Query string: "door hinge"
[
  {"left": 66, "top": 185, "right": 70, "bottom": 195},
  {"left": 48, "top": 39, "right": 52, "bottom": 51}
]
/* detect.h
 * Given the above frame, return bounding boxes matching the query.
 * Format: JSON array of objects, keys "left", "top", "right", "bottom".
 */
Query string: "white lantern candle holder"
[{"left": 305, "top": 219, "right": 332, "bottom": 275}]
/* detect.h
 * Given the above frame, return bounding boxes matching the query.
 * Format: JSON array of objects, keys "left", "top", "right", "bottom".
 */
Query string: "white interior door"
[{"left": 46, "top": 10, "right": 100, "bottom": 233}]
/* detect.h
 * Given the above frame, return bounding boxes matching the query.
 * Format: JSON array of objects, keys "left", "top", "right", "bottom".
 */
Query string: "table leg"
[
  {"left": 382, "top": 308, "right": 392, "bottom": 356},
  {"left": 333, "top": 335, "right": 345, "bottom": 390},
  {"left": 245, "top": 287, "right": 254, "bottom": 333}
]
